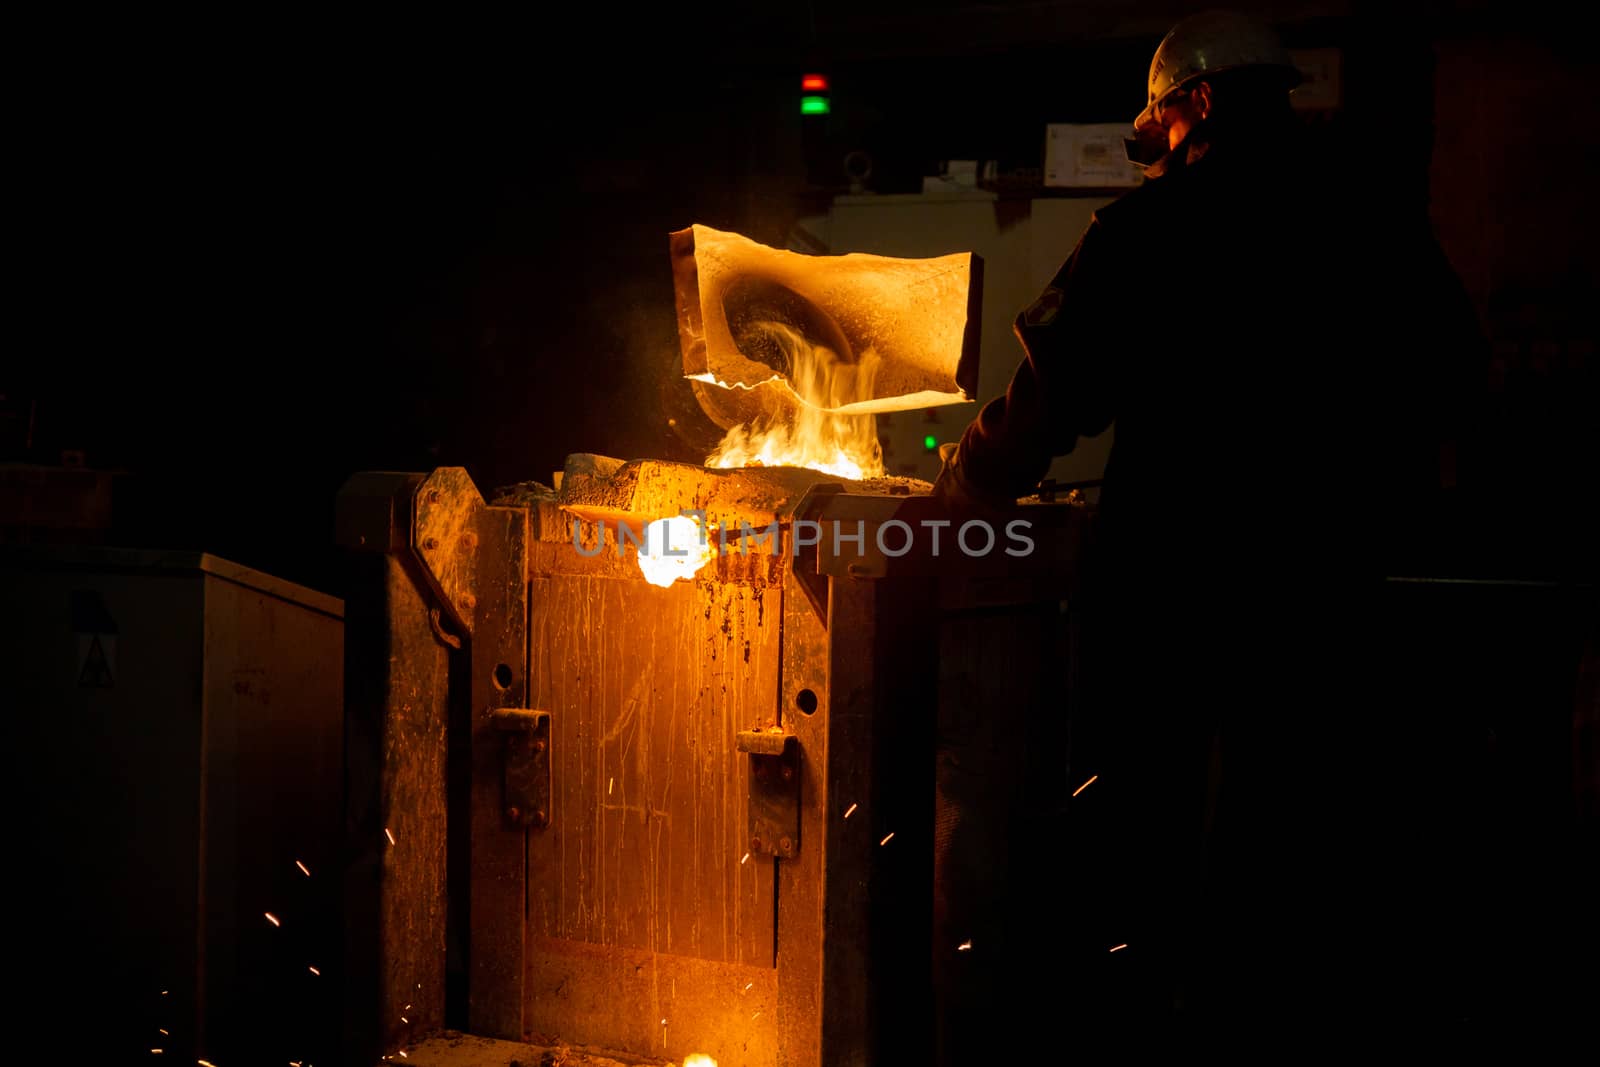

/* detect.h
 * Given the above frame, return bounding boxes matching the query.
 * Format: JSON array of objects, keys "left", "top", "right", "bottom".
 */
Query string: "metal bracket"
[
  {"left": 493, "top": 709, "right": 551, "bottom": 830},
  {"left": 736, "top": 730, "right": 801, "bottom": 858}
]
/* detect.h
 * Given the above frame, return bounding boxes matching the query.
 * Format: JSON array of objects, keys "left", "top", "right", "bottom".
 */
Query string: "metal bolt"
[
  {"left": 462, "top": 593, "right": 477, "bottom": 609},
  {"left": 752, "top": 836, "right": 764, "bottom": 852},
  {"left": 463, "top": 532, "right": 478, "bottom": 550},
  {"left": 781, "top": 765, "right": 794, "bottom": 781},
  {"left": 533, "top": 809, "right": 548, "bottom": 827},
  {"left": 505, "top": 806, "right": 521, "bottom": 822},
  {"left": 532, "top": 739, "right": 546, "bottom": 754},
  {"left": 423, "top": 537, "right": 439, "bottom": 551},
  {"left": 426, "top": 490, "right": 440, "bottom": 504},
  {"left": 779, "top": 836, "right": 793, "bottom": 853}
]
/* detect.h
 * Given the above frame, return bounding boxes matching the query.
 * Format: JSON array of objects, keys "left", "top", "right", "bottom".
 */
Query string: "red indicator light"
[{"left": 801, "top": 74, "right": 829, "bottom": 92}]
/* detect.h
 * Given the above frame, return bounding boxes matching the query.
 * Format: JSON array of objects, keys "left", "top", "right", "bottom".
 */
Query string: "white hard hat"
[{"left": 1133, "top": 9, "right": 1302, "bottom": 133}]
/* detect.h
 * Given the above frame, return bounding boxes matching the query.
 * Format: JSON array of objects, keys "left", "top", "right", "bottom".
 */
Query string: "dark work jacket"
[
  {"left": 957, "top": 114, "right": 1479, "bottom": 587},
  {"left": 954, "top": 114, "right": 1487, "bottom": 1031}
]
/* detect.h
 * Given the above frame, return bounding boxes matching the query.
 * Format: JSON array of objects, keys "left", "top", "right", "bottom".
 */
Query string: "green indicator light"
[
  {"left": 800, "top": 96, "right": 830, "bottom": 115},
  {"left": 924, "top": 435, "right": 938, "bottom": 451}
]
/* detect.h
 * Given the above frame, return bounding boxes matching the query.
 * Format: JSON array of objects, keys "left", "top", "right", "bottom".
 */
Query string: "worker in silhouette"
[{"left": 933, "top": 8, "right": 1482, "bottom": 1050}]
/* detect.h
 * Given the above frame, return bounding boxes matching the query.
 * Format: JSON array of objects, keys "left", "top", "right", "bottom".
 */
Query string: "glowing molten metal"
[{"left": 635, "top": 514, "right": 715, "bottom": 587}]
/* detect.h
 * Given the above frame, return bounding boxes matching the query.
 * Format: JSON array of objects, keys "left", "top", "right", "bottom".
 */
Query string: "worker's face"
[{"left": 1158, "top": 81, "right": 1213, "bottom": 151}]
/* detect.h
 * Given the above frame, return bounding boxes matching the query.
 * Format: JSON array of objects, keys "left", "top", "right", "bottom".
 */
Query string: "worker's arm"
[{"left": 942, "top": 219, "right": 1125, "bottom": 505}]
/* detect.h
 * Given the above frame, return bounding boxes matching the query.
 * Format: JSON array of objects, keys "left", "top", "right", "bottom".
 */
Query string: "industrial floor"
[{"left": 404, "top": 1032, "right": 679, "bottom": 1067}]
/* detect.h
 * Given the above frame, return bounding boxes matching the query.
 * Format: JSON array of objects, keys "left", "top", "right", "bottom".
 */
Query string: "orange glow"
[
  {"left": 958, "top": 940, "right": 972, "bottom": 951},
  {"left": 741, "top": 853, "right": 750, "bottom": 865},
  {"left": 264, "top": 912, "right": 281, "bottom": 927},
  {"left": 1072, "top": 774, "right": 1099, "bottom": 797},
  {"left": 635, "top": 514, "right": 715, "bottom": 587},
  {"left": 879, "top": 832, "right": 895, "bottom": 846},
  {"left": 705, "top": 322, "right": 885, "bottom": 480},
  {"left": 843, "top": 803, "right": 858, "bottom": 819},
  {"left": 385, "top": 828, "right": 396, "bottom": 846},
  {"left": 308, "top": 966, "right": 320, "bottom": 976},
  {"left": 684, "top": 1057, "right": 719, "bottom": 1067},
  {"left": 295, "top": 860, "right": 310, "bottom": 877},
  {"left": 1110, "top": 943, "right": 1128, "bottom": 952}
]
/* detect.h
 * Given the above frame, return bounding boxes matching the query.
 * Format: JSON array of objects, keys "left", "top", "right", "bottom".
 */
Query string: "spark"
[
  {"left": 1072, "top": 774, "right": 1099, "bottom": 797},
  {"left": 400, "top": 1017, "right": 408, "bottom": 1024},
  {"left": 200, "top": 1061, "right": 217, "bottom": 1066},
  {"left": 295, "top": 860, "right": 311, "bottom": 877},
  {"left": 308, "top": 966, "right": 320, "bottom": 976},
  {"left": 741, "top": 853, "right": 750, "bottom": 865},
  {"left": 160, "top": 1029, "right": 169, "bottom": 1036},
  {"left": 879, "top": 832, "right": 895, "bottom": 846},
  {"left": 958, "top": 940, "right": 972, "bottom": 951},
  {"left": 661, "top": 1018, "right": 668, "bottom": 1026},
  {"left": 265, "top": 912, "right": 281, "bottom": 927},
  {"left": 1110, "top": 943, "right": 1128, "bottom": 952},
  {"left": 385, "top": 828, "right": 396, "bottom": 846},
  {"left": 398, "top": 1053, "right": 408, "bottom": 1059},
  {"left": 404, "top": 1004, "right": 411, "bottom": 1011},
  {"left": 609, "top": 777, "right": 614, "bottom": 795},
  {"left": 752, "top": 1011, "right": 763, "bottom": 1020},
  {"left": 744, "top": 982, "right": 753, "bottom": 993},
  {"left": 843, "top": 803, "right": 858, "bottom": 819},
  {"left": 161, "top": 990, "right": 168, "bottom": 996}
]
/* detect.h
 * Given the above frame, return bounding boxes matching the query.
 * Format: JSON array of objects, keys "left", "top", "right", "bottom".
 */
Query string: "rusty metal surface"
[
  {"left": 774, "top": 568, "right": 829, "bottom": 1067},
  {"left": 523, "top": 572, "right": 781, "bottom": 1056},
  {"left": 406, "top": 1029, "right": 678, "bottom": 1066},
  {"left": 739, "top": 733, "right": 802, "bottom": 859},
  {"left": 494, "top": 709, "right": 553, "bottom": 830},
  {"left": 470, "top": 503, "right": 532, "bottom": 1040},
  {"left": 336, "top": 470, "right": 422, "bottom": 553},
  {"left": 523, "top": 937, "right": 780, "bottom": 1065},
  {"left": 341, "top": 552, "right": 451, "bottom": 1064},
  {"left": 417, "top": 467, "right": 487, "bottom": 636},
  {"left": 557, "top": 457, "right": 828, "bottom": 531},
  {"left": 775, "top": 569, "right": 939, "bottom": 1067}
]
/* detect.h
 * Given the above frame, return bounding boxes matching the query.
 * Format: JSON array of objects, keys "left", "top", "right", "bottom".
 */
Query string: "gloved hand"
[{"left": 930, "top": 440, "right": 1011, "bottom": 526}]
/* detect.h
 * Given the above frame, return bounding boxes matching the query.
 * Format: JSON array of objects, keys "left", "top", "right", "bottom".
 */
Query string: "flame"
[
  {"left": 705, "top": 321, "right": 884, "bottom": 479},
  {"left": 636, "top": 515, "right": 715, "bottom": 588}
]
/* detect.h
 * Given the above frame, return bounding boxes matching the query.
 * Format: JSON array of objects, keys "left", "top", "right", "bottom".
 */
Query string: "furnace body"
[{"left": 337, "top": 460, "right": 1087, "bottom": 1065}]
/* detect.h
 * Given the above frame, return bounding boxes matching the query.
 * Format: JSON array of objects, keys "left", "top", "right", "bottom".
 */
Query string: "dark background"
[{"left": 10, "top": 1, "right": 1593, "bottom": 595}]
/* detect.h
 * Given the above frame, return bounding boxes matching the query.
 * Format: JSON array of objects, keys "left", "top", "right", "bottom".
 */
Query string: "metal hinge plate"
[
  {"left": 493, "top": 708, "right": 551, "bottom": 830},
  {"left": 737, "top": 730, "right": 800, "bottom": 858}
]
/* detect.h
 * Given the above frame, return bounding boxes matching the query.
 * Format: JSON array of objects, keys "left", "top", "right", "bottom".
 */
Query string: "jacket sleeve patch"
[{"left": 1021, "top": 286, "right": 1065, "bottom": 326}]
